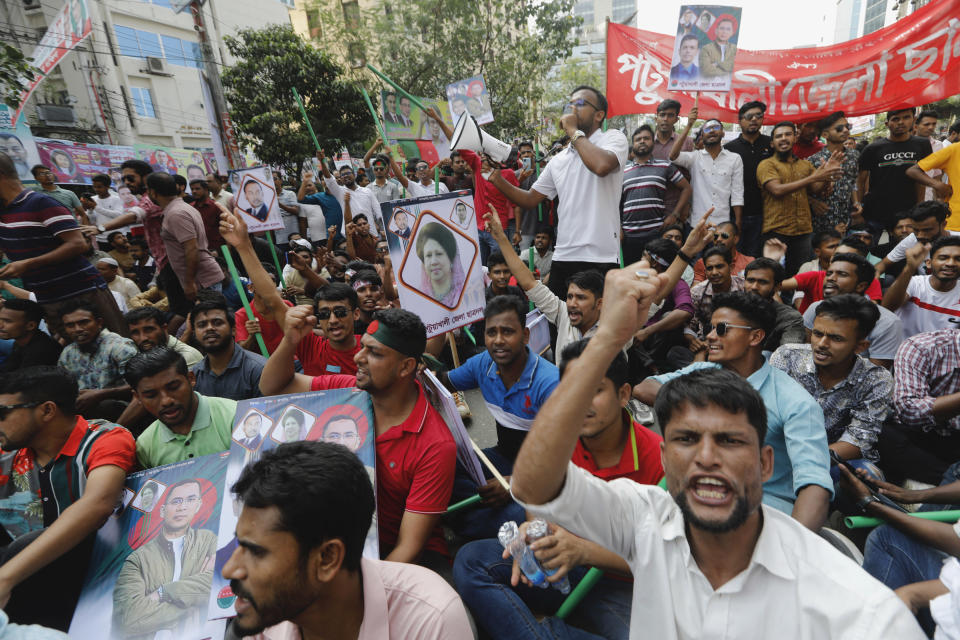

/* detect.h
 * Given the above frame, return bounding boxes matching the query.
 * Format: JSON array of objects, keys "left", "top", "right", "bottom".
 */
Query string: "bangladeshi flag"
[{"left": 396, "top": 140, "right": 440, "bottom": 167}]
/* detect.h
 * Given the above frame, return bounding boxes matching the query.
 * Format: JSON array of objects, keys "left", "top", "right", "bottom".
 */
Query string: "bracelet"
[
  {"left": 856, "top": 495, "right": 880, "bottom": 514},
  {"left": 677, "top": 250, "right": 695, "bottom": 264}
]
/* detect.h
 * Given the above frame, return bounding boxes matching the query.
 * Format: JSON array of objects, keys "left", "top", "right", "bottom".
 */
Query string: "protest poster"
[
  {"left": 668, "top": 5, "right": 742, "bottom": 92},
  {"left": 0, "top": 105, "right": 41, "bottom": 183},
  {"left": 379, "top": 91, "right": 453, "bottom": 152},
  {"left": 35, "top": 139, "right": 135, "bottom": 185},
  {"left": 134, "top": 144, "right": 213, "bottom": 180},
  {"left": 380, "top": 192, "right": 485, "bottom": 338},
  {"left": 227, "top": 166, "right": 283, "bottom": 233},
  {"left": 68, "top": 451, "right": 230, "bottom": 640},
  {"left": 446, "top": 75, "right": 494, "bottom": 125},
  {"left": 420, "top": 370, "right": 485, "bottom": 487},
  {"left": 207, "top": 388, "right": 377, "bottom": 620},
  {"left": 606, "top": 0, "right": 960, "bottom": 121},
  {"left": 526, "top": 309, "right": 550, "bottom": 356}
]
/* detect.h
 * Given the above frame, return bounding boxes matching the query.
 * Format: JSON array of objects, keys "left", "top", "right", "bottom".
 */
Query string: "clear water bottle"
[
  {"left": 498, "top": 521, "right": 548, "bottom": 589},
  {"left": 526, "top": 519, "right": 571, "bottom": 594}
]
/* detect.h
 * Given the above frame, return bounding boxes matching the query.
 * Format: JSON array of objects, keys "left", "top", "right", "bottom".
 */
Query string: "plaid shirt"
[
  {"left": 769, "top": 344, "right": 892, "bottom": 461},
  {"left": 685, "top": 275, "right": 745, "bottom": 339},
  {"left": 57, "top": 329, "right": 138, "bottom": 390},
  {"left": 894, "top": 329, "right": 960, "bottom": 436}
]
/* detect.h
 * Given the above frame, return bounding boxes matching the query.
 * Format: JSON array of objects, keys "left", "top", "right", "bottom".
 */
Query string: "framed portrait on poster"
[
  {"left": 669, "top": 5, "right": 742, "bottom": 92},
  {"left": 227, "top": 166, "right": 283, "bottom": 233}
]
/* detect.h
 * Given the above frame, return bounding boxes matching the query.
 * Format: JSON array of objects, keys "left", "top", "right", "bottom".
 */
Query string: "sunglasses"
[
  {"left": 702, "top": 124, "right": 722, "bottom": 133},
  {"left": 711, "top": 321, "right": 755, "bottom": 336},
  {"left": 742, "top": 112, "right": 764, "bottom": 121},
  {"left": 567, "top": 97, "right": 599, "bottom": 111},
  {"left": 833, "top": 124, "right": 852, "bottom": 131},
  {"left": 0, "top": 401, "right": 42, "bottom": 420},
  {"left": 316, "top": 307, "right": 351, "bottom": 320},
  {"left": 713, "top": 232, "right": 732, "bottom": 240}
]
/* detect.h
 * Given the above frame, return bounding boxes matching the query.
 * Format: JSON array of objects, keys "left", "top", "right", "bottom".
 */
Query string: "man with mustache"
[
  {"left": 189, "top": 296, "right": 267, "bottom": 402},
  {"left": 125, "top": 307, "right": 202, "bottom": 368},
  {"left": 882, "top": 236, "right": 960, "bottom": 338}
]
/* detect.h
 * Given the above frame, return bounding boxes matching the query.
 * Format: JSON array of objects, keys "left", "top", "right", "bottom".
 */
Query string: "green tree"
[
  {"left": 221, "top": 25, "right": 372, "bottom": 175},
  {"left": 314, "top": 0, "right": 580, "bottom": 138},
  {"left": 0, "top": 43, "right": 38, "bottom": 109}
]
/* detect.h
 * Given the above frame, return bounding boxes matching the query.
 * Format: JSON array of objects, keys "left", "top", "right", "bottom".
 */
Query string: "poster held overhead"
[
  {"left": 446, "top": 74, "right": 495, "bottom": 125},
  {"left": 668, "top": 5, "right": 742, "bottom": 92},
  {"left": 227, "top": 166, "right": 283, "bottom": 233}
]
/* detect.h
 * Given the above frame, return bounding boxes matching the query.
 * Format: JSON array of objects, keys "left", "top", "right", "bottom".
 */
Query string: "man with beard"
[
  {"left": 725, "top": 101, "right": 773, "bottom": 257},
  {"left": 512, "top": 270, "right": 923, "bottom": 637},
  {"left": 883, "top": 236, "right": 960, "bottom": 338},
  {"left": 441, "top": 152, "right": 474, "bottom": 193},
  {"left": 809, "top": 112, "right": 862, "bottom": 234},
  {"left": 112, "top": 478, "right": 218, "bottom": 639},
  {"left": 636, "top": 292, "right": 834, "bottom": 531},
  {"left": 0, "top": 298, "right": 62, "bottom": 372},
  {"left": 206, "top": 173, "right": 233, "bottom": 210},
  {"left": 258, "top": 307, "right": 457, "bottom": 569},
  {"left": 317, "top": 150, "right": 380, "bottom": 239},
  {"left": 684, "top": 247, "right": 744, "bottom": 358},
  {"left": 757, "top": 121, "right": 843, "bottom": 276},
  {"left": 439, "top": 295, "right": 559, "bottom": 540},
  {"left": 350, "top": 270, "right": 387, "bottom": 334},
  {"left": 692, "top": 221, "right": 753, "bottom": 282},
  {"left": 125, "top": 348, "right": 234, "bottom": 468},
  {"left": 620, "top": 124, "right": 691, "bottom": 263},
  {"left": 877, "top": 200, "right": 956, "bottom": 277},
  {"left": 652, "top": 100, "right": 694, "bottom": 222},
  {"left": 125, "top": 307, "right": 201, "bottom": 367},
  {"left": 741, "top": 258, "right": 805, "bottom": 354},
  {"left": 189, "top": 296, "right": 267, "bottom": 401},
  {"left": 221, "top": 441, "right": 471, "bottom": 639}
]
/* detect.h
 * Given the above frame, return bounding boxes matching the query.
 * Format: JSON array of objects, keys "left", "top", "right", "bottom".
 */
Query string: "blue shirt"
[
  {"left": 191, "top": 343, "right": 266, "bottom": 401},
  {"left": 300, "top": 192, "right": 343, "bottom": 234},
  {"left": 652, "top": 361, "right": 833, "bottom": 513}
]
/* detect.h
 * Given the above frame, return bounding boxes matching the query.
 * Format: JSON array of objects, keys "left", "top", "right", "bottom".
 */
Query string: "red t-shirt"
[
  {"left": 793, "top": 139, "right": 825, "bottom": 159},
  {"left": 234, "top": 300, "right": 293, "bottom": 354},
  {"left": 571, "top": 416, "right": 664, "bottom": 485},
  {"left": 310, "top": 376, "right": 456, "bottom": 556},
  {"left": 297, "top": 333, "right": 362, "bottom": 376},
  {"left": 794, "top": 270, "right": 882, "bottom": 313},
  {"left": 459, "top": 149, "right": 519, "bottom": 230}
]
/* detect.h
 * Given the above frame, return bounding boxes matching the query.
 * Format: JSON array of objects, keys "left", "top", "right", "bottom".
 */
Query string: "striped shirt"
[
  {"left": 0, "top": 190, "right": 105, "bottom": 303},
  {"left": 620, "top": 159, "right": 683, "bottom": 235},
  {"left": 0, "top": 417, "right": 135, "bottom": 539},
  {"left": 894, "top": 329, "right": 960, "bottom": 436}
]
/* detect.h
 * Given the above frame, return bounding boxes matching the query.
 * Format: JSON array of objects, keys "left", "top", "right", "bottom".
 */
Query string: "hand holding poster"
[
  {"left": 381, "top": 192, "right": 485, "bottom": 338},
  {"left": 227, "top": 166, "right": 283, "bottom": 233},
  {"left": 669, "top": 5, "right": 742, "bottom": 92}
]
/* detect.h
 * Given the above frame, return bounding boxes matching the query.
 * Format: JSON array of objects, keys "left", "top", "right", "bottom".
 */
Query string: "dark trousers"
[
  {"left": 621, "top": 232, "right": 660, "bottom": 266},
  {"left": 760, "top": 231, "right": 811, "bottom": 277},
  {"left": 547, "top": 260, "right": 620, "bottom": 300},
  {"left": 1, "top": 528, "right": 95, "bottom": 631},
  {"left": 876, "top": 422, "right": 960, "bottom": 485},
  {"left": 738, "top": 214, "right": 764, "bottom": 258}
]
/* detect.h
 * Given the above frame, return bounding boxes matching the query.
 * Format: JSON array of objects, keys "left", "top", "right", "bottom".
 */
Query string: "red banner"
[{"left": 606, "top": 0, "right": 960, "bottom": 121}]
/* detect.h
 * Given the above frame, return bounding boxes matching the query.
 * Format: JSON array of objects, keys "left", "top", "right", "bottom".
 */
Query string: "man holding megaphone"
[{"left": 476, "top": 86, "right": 628, "bottom": 299}]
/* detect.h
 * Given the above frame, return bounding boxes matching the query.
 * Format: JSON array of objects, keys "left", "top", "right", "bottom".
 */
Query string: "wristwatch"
[
  {"left": 97, "top": 224, "right": 106, "bottom": 233},
  {"left": 856, "top": 495, "right": 880, "bottom": 514},
  {"left": 569, "top": 129, "right": 586, "bottom": 145}
]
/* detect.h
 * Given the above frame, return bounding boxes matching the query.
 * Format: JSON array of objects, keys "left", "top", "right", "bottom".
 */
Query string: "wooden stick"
[
  {"left": 471, "top": 439, "right": 510, "bottom": 491},
  {"left": 446, "top": 332, "right": 461, "bottom": 368}
]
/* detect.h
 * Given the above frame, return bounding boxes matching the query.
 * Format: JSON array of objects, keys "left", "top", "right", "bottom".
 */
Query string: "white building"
[{"left": 0, "top": 0, "right": 292, "bottom": 148}]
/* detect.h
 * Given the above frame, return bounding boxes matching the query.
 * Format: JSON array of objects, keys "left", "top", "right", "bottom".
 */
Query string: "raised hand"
[
  {"left": 763, "top": 237, "right": 788, "bottom": 262},
  {"left": 593, "top": 261, "right": 670, "bottom": 348},
  {"left": 283, "top": 304, "right": 317, "bottom": 344},
  {"left": 219, "top": 209, "right": 251, "bottom": 248},
  {"left": 905, "top": 241, "right": 929, "bottom": 271},
  {"left": 681, "top": 212, "right": 715, "bottom": 256},
  {"left": 483, "top": 204, "right": 505, "bottom": 238}
]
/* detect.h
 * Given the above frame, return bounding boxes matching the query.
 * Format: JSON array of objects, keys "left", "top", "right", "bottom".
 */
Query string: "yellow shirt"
[
  {"left": 757, "top": 155, "right": 815, "bottom": 236},
  {"left": 918, "top": 143, "right": 960, "bottom": 230}
]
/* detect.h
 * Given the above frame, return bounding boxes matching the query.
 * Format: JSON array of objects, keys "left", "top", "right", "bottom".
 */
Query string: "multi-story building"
[
  {"left": 1, "top": 0, "right": 292, "bottom": 148},
  {"left": 833, "top": 0, "right": 931, "bottom": 42}
]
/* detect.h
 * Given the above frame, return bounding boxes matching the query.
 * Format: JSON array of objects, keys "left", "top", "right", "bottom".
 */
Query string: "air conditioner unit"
[{"left": 145, "top": 56, "right": 170, "bottom": 75}]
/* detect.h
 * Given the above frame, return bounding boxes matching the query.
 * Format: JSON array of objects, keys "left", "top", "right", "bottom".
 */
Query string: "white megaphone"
[{"left": 449, "top": 112, "right": 512, "bottom": 164}]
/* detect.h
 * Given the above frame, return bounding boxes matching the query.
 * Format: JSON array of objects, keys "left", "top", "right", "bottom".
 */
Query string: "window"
[
  {"left": 611, "top": 0, "right": 635, "bottom": 24},
  {"left": 574, "top": 0, "right": 594, "bottom": 27},
  {"left": 114, "top": 25, "right": 201, "bottom": 67},
  {"left": 161, "top": 35, "right": 202, "bottom": 68},
  {"left": 307, "top": 9, "right": 323, "bottom": 39},
  {"left": 130, "top": 87, "right": 156, "bottom": 118},
  {"left": 863, "top": 0, "right": 885, "bottom": 34},
  {"left": 341, "top": 1, "right": 361, "bottom": 29}
]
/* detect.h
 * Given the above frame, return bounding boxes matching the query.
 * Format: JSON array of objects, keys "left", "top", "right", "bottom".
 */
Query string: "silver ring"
[{"left": 635, "top": 270, "right": 650, "bottom": 280}]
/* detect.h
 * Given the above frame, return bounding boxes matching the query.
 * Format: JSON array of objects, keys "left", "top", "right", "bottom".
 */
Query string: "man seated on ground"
[
  {"left": 0, "top": 299, "right": 61, "bottom": 371},
  {"left": 456, "top": 338, "right": 663, "bottom": 640},
  {"left": 106, "top": 231, "right": 135, "bottom": 275},
  {"left": 661, "top": 223, "right": 695, "bottom": 285},
  {"left": 0, "top": 366, "right": 135, "bottom": 630},
  {"left": 485, "top": 252, "right": 527, "bottom": 302},
  {"left": 633, "top": 238, "right": 694, "bottom": 373},
  {"left": 770, "top": 294, "right": 891, "bottom": 466},
  {"left": 742, "top": 258, "right": 805, "bottom": 354},
  {"left": 692, "top": 221, "right": 754, "bottom": 282},
  {"left": 801, "top": 253, "right": 904, "bottom": 369},
  {"left": 876, "top": 200, "right": 955, "bottom": 277},
  {"left": 776, "top": 237, "right": 883, "bottom": 313},
  {"left": 234, "top": 264, "right": 292, "bottom": 355},
  {"left": 882, "top": 236, "right": 960, "bottom": 339},
  {"left": 127, "top": 238, "right": 156, "bottom": 292},
  {"left": 636, "top": 292, "right": 833, "bottom": 530},
  {"left": 124, "top": 306, "right": 202, "bottom": 367},
  {"left": 797, "top": 229, "right": 842, "bottom": 274},
  {"left": 125, "top": 348, "right": 235, "bottom": 469},
  {"left": 532, "top": 226, "right": 554, "bottom": 283},
  {"left": 223, "top": 441, "right": 472, "bottom": 640},
  {"left": 438, "top": 295, "right": 559, "bottom": 540},
  {"left": 259, "top": 305, "right": 456, "bottom": 570},
  {"left": 56, "top": 299, "right": 137, "bottom": 420},
  {"left": 190, "top": 295, "right": 266, "bottom": 401},
  {"left": 511, "top": 266, "right": 924, "bottom": 638},
  {"left": 95, "top": 257, "right": 140, "bottom": 307},
  {"left": 684, "top": 247, "right": 745, "bottom": 360}
]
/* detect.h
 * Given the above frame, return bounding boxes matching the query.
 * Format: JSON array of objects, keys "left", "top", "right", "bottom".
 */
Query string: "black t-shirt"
[
  {"left": 724, "top": 134, "right": 773, "bottom": 218},
  {"left": 859, "top": 136, "right": 932, "bottom": 226},
  {"left": 0, "top": 331, "right": 63, "bottom": 372}
]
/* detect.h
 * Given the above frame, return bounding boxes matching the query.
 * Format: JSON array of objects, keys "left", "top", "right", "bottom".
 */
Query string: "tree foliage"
[
  {"left": 221, "top": 25, "right": 372, "bottom": 174},
  {"left": 0, "top": 43, "right": 38, "bottom": 110},
  {"left": 316, "top": 0, "right": 580, "bottom": 138}
]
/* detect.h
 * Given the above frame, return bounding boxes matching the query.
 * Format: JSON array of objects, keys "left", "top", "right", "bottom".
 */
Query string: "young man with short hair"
[
  {"left": 0, "top": 298, "right": 62, "bottom": 371},
  {"left": 362, "top": 142, "right": 402, "bottom": 204},
  {"left": 0, "top": 366, "right": 135, "bottom": 630},
  {"left": 684, "top": 247, "right": 745, "bottom": 356},
  {"left": 742, "top": 257, "right": 805, "bottom": 353},
  {"left": 798, "top": 229, "right": 842, "bottom": 274},
  {"left": 770, "top": 294, "right": 891, "bottom": 463},
  {"left": 532, "top": 227, "right": 554, "bottom": 282},
  {"left": 124, "top": 306, "right": 202, "bottom": 367},
  {"left": 350, "top": 269, "right": 388, "bottom": 334},
  {"left": 206, "top": 172, "right": 233, "bottom": 209},
  {"left": 441, "top": 151, "right": 474, "bottom": 193},
  {"left": 779, "top": 246, "right": 883, "bottom": 314},
  {"left": 317, "top": 150, "right": 381, "bottom": 240},
  {"left": 725, "top": 101, "right": 772, "bottom": 256},
  {"left": 300, "top": 283, "right": 363, "bottom": 376},
  {"left": 485, "top": 252, "right": 526, "bottom": 302},
  {"left": 223, "top": 441, "right": 472, "bottom": 639},
  {"left": 512, "top": 267, "right": 922, "bottom": 638},
  {"left": 190, "top": 295, "right": 267, "bottom": 401},
  {"left": 89, "top": 174, "right": 127, "bottom": 245},
  {"left": 189, "top": 177, "right": 223, "bottom": 252},
  {"left": 106, "top": 231, "right": 135, "bottom": 274},
  {"left": 28, "top": 165, "right": 85, "bottom": 221},
  {"left": 809, "top": 111, "right": 862, "bottom": 233},
  {"left": 876, "top": 200, "right": 956, "bottom": 276},
  {"left": 692, "top": 221, "right": 753, "bottom": 282},
  {"left": 883, "top": 236, "right": 960, "bottom": 338},
  {"left": 125, "top": 347, "right": 235, "bottom": 468}
]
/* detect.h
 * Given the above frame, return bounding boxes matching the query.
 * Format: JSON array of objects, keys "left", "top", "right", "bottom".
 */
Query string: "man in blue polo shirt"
[{"left": 439, "top": 294, "right": 559, "bottom": 540}]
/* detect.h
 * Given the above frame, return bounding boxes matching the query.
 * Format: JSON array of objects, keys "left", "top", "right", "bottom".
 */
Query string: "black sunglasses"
[
  {"left": 316, "top": 307, "right": 350, "bottom": 320},
  {"left": 714, "top": 232, "right": 732, "bottom": 240},
  {"left": 711, "top": 321, "right": 755, "bottom": 337},
  {"left": 0, "top": 401, "right": 43, "bottom": 420},
  {"left": 833, "top": 123, "right": 852, "bottom": 131}
]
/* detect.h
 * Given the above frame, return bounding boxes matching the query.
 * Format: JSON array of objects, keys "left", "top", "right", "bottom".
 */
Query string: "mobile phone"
[
  {"left": 830, "top": 450, "right": 908, "bottom": 513},
  {"left": 522, "top": 157, "right": 532, "bottom": 171}
]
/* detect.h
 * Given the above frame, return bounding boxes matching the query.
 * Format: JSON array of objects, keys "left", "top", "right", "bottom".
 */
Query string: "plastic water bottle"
[
  {"left": 498, "top": 521, "right": 548, "bottom": 589},
  {"left": 526, "top": 519, "right": 572, "bottom": 595}
]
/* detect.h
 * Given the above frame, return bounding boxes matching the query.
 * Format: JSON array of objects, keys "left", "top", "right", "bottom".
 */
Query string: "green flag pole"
[
  {"left": 534, "top": 143, "right": 543, "bottom": 222},
  {"left": 555, "top": 568, "right": 604, "bottom": 619},
  {"left": 264, "top": 230, "right": 284, "bottom": 281},
  {"left": 845, "top": 509, "right": 960, "bottom": 529},
  {"left": 445, "top": 494, "right": 482, "bottom": 514},
  {"left": 220, "top": 245, "right": 269, "bottom": 358},
  {"left": 291, "top": 88, "right": 320, "bottom": 151},
  {"left": 365, "top": 64, "right": 430, "bottom": 112},
  {"left": 360, "top": 87, "right": 389, "bottom": 143},
  {"left": 434, "top": 165, "right": 440, "bottom": 194}
]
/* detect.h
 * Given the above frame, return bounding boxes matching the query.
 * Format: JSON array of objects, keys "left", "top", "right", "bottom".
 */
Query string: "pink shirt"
[
  {"left": 247, "top": 558, "right": 472, "bottom": 640},
  {"left": 159, "top": 197, "right": 224, "bottom": 289}
]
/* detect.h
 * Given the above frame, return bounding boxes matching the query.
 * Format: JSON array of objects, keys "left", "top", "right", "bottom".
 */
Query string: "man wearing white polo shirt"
[
  {"left": 490, "top": 86, "right": 629, "bottom": 298},
  {"left": 316, "top": 150, "right": 380, "bottom": 238}
]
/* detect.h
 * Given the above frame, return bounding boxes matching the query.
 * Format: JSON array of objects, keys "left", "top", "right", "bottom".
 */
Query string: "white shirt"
[
  {"left": 886, "top": 231, "right": 960, "bottom": 268},
  {"left": 532, "top": 128, "right": 629, "bottom": 263},
  {"left": 517, "top": 463, "right": 925, "bottom": 640},
  {"left": 932, "top": 556, "right": 960, "bottom": 639},
  {"left": 673, "top": 148, "right": 745, "bottom": 227},
  {"left": 107, "top": 276, "right": 141, "bottom": 304},
  {"left": 323, "top": 176, "right": 381, "bottom": 237},
  {"left": 298, "top": 204, "right": 328, "bottom": 242},
  {"left": 93, "top": 191, "right": 129, "bottom": 240},
  {"left": 275, "top": 188, "right": 300, "bottom": 245},
  {"left": 896, "top": 275, "right": 960, "bottom": 337},
  {"left": 419, "top": 180, "right": 448, "bottom": 194}
]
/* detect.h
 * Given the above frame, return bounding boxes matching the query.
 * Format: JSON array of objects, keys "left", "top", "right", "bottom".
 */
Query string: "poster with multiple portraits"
[
  {"left": 379, "top": 90, "right": 453, "bottom": 153},
  {"left": 226, "top": 166, "right": 283, "bottom": 233},
  {"left": 207, "top": 388, "right": 377, "bottom": 620},
  {"left": 36, "top": 139, "right": 136, "bottom": 185},
  {"left": 380, "top": 192, "right": 486, "bottom": 339},
  {"left": 0, "top": 104, "right": 41, "bottom": 183},
  {"left": 68, "top": 452, "right": 230, "bottom": 640},
  {"left": 669, "top": 5, "right": 742, "bottom": 92},
  {"left": 420, "top": 370, "right": 485, "bottom": 487},
  {"left": 446, "top": 75, "right": 494, "bottom": 125}
]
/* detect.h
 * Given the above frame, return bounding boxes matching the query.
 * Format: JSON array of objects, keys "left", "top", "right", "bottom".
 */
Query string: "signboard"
[
  {"left": 227, "top": 166, "right": 283, "bottom": 233},
  {"left": 0, "top": 105, "right": 41, "bottom": 182},
  {"left": 379, "top": 90, "right": 453, "bottom": 153},
  {"left": 35, "top": 139, "right": 135, "bottom": 185},
  {"left": 606, "top": 0, "right": 960, "bottom": 121},
  {"left": 668, "top": 5, "right": 742, "bottom": 92},
  {"left": 446, "top": 74, "right": 494, "bottom": 125}
]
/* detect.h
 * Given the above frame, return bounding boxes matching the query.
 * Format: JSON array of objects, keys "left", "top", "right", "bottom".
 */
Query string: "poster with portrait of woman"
[
  {"left": 381, "top": 192, "right": 485, "bottom": 338},
  {"left": 227, "top": 166, "right": 283, "bottom": 234},
  {"left": 669, "top": 5, "right": 742, "bottom": 92},
  {"left": 207, "top": 387, "right": 377, "bottom": 620}
]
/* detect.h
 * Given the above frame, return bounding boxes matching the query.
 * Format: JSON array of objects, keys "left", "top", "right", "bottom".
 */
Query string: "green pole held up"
[
  {"left": 555, "top": 567, "right": 604, "bottom": 619},
  {"left": 360, "top": 87, "right": 389, "bottom": 144},
  {"left": 265, "top": 230, "right": 284, "bottom": 282},
  {"left": 291, "top": 87, "right": 320, "bottom": 151},
  {"left": 366, "top": 64, "right": 430, "bottom": 112},
  {"left": 845, "top": 509, "right": 960, "bottom": 529},
  {"left": 445, "top": 494, "right": 482, "bottom": 514},
  {"left": 434, "top": 165, "right": 440, "bottom": 195},
  {"left": 220, "top": 245, "right": 269, "bottom": 358},
  {"left": 534, "top": 143, "right": 543, "bottom": 222}
]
